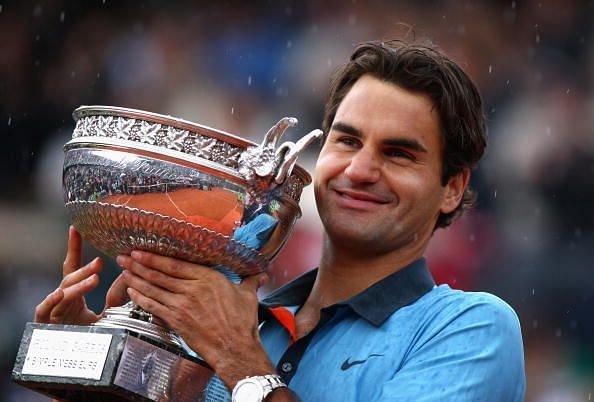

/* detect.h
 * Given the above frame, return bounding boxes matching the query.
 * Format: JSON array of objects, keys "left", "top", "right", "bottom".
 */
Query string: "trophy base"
[{"left": 12, "top": 323, "right": 215, "bottom": 401}]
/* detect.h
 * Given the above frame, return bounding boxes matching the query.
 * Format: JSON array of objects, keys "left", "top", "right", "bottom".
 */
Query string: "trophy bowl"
[{"left": 64, "top": 105, "right": 322, "bottom": 276}]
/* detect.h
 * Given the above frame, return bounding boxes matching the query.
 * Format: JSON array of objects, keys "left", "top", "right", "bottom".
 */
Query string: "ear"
[{"left": 440, "top": 168, "right": 471, "bottom": 214}]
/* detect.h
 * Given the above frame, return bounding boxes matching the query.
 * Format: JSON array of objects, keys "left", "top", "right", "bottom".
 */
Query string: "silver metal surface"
[
  {"left": 114, "top": 335, "right": 213, "bottom": 401},
  {"left": 64, "top": 105, "right": 321, "bottom": 351}
]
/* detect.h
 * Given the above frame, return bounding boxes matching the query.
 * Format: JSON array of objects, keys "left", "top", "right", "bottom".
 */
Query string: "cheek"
[
  {"left": 313, "top": 151, "right": 345, "bottom": 185},
  {"left": 386, "top": 170, "right": 444, "bottom": 205}
]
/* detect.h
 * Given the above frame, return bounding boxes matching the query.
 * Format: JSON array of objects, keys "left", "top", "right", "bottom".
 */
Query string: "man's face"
[{"left": 314, "top": 74, "right": 465, "bottom": 257}]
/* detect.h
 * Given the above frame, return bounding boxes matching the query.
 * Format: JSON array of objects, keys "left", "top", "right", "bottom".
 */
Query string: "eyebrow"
[{"left": 331, "top": 121, "right": 428, "bottom": 153}]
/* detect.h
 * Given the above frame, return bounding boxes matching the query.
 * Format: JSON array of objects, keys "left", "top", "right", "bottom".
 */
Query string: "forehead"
[{"left": 333, "top": 75, "right": 441, "bottom": 147}]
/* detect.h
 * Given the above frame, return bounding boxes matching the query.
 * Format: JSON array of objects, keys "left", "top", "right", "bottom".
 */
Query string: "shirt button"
[{"left": 281, "top": 362, "right": 293, "bottom": 373}]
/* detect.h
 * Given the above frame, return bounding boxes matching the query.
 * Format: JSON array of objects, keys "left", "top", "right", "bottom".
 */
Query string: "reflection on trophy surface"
[{"left": 12, "top": 105, "right": 322, "bottom": 401}]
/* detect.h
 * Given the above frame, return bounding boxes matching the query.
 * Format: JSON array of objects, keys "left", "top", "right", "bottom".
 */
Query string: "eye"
[
  {"left": 384, "top": 148, "right": 414, "bottom": 160},
  {"left": 335, "top": 135, "right": 360, "bottom": 148}
]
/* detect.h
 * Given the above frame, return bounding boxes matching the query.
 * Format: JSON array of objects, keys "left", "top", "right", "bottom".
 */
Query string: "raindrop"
[
  {"left": 71, "top": 71, "right": 76, "bottom": 78},
  {"left": 247, "top": 76, "right": 252, "bottom": 86},
  {"left": 531, "top": 288, "right": 535, "bottom": 296},
  {"left": 231, "top": 107, "right": 234, "bottom": 115},
  {"left": 511, "top": 1, "right": 516, "bottom": 8},
  {"left": 532, "top": 320, "right": 538, "bottom": 328},
  {"left": 493, "top": 189, "right": 497, "bottom": 198},
  {"left": 535, "top": 34, "right": 540, "bottom": 44},
  {"left": 102, "top": 0, "right": 106, "bottom": 4},
  {"left": 555, "top": 328, "right": 562, "bottom": 337},
  {"left": 545, "top": 126, "right": 551, "bottom": 136},
  {"left": 469, "top": 234, "right": 475, "bottom": 242},
  {"left": 506, "top": 79, "right": 510, "bottom": 86},
  {"left": 96, "top": 72, "right": 101, "bottom": 78},
  {"left": 33, "top": 4, "right": 42, "bottom": 17},
  {"left": 588, "top": 392, "right": 591, "bottom": 400},
  {"left": 0, "top": 5, "right": 3, "bottom": 13},
  {"left": 488, "top": 65, "right": 493, "bottom": 74},
  {"left": 7, "top": 116, "right": 12, "bottom": 126},
  {"left": 565, "top": 88, "right": 570, "bottom": 94},
  {"left": 286, "top": 40, "right": 293, "bottom": 49},
  {"left": 60, "top": 11, "right": 65, "bottom": 22},
  {"left": 35, "top": 34, "right": 40, "bottom": 41}
]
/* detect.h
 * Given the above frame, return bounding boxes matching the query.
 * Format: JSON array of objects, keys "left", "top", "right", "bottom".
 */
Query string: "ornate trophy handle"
[
  {"left": 238, "top": 117, "right": 323, "bottom": 185},
  {"left": 274, "top": 128, "right": 323, "bottom": 184}
]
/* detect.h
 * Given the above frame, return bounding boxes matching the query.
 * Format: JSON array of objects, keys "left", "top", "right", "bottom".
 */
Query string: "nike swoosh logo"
[{"left": 340, "top": 354, "right": 384, "bottom": 371}]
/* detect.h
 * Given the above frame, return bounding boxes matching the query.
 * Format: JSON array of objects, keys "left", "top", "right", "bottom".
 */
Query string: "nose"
[{"left": 344, "top": 148, "right": 381, "bottom": 183}]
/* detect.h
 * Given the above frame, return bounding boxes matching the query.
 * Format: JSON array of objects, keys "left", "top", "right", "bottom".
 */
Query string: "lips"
[{"left": 331, "top": 187, "right": 391, "bottom": 210}]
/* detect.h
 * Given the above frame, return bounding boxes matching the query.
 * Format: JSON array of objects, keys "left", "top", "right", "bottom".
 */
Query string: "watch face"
[{"left": 233, "top": 379, "right": 264, "bottom": 402}]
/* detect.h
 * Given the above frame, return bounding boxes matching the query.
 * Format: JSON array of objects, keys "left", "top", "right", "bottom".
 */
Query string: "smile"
[{"left": 334, "top": 189, "right": 390, "bottom": 210}]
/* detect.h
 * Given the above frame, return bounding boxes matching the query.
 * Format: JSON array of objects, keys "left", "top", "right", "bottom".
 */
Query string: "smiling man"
[{"left": 36, "top": 40, "right": 526, "bottom": 401}]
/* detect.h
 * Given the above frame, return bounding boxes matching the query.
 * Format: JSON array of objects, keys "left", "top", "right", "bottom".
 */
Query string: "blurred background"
[{"left": 1, "top": 0, "right": 593, "bottom": 400}]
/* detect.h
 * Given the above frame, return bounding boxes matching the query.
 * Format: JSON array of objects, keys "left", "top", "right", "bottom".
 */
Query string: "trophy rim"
[
  {"left": 74, "top": 105, "right": 256, "bottom": 148},
  {"left": 72, "top": 105, "right": 313, "bottom": 185}
]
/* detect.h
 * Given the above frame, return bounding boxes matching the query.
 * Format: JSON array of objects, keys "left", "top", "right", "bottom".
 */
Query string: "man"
[{"left": 35, "top": 40, "right": 525, "bottom": 401}]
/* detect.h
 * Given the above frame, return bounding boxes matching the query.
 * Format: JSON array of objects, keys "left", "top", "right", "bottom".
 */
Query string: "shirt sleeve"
[{"left": 376, "top": 293, "right": 526, "bottom": 402}]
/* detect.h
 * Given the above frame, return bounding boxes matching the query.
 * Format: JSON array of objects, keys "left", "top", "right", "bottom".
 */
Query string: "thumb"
[
  {"left": 104, "top": 273, "right": 128, "bottom": 311},
  {"left": 240, "top": 272, "right": 269, "bottom": 292}
]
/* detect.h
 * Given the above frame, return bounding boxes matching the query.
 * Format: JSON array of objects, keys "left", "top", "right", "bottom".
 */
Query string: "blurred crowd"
[{"left": 1, "top": 1, "right": 593, "bottom": 400}]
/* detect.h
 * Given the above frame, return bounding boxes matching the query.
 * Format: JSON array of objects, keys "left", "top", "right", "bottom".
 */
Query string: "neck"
[{"left": 305, "top": 233, "right": 428, "bottom": 310}]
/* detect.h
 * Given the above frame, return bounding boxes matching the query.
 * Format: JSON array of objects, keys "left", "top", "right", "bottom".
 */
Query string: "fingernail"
[
  {"left": 130, "top": 250, "right": 141, "bottom": 260},
  {"left": 116, "top": 255, "right": 125, "bottom": 267}
]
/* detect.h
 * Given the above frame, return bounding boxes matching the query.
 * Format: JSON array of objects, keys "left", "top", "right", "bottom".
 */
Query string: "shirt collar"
[{"left": 260, "top": 258, "right": 435, "bottom": 326}]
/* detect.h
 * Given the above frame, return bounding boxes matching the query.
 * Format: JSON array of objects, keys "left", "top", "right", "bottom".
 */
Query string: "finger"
[
  {"left": 117, "top": 255, "right": 183, "bottom": 293},
  {"left": 122, "top": 270, "right": 177, "bottom": 308},
  {"left": 60, "top": 257, "right": 103, "bottom": 289},
  {"left": 126, "top": 287, "right": 171, "bottom": 325},
  {"left": 240, "top": 273, "right": 269, "bottom": 293},
  {"left": 129, "top": 250, "right": 208, "bottom": 280},
  {"left": 34, "top": 288, "right": 64, "bottom": 323},
  {"left": 60, "top": 273, "right": 100, "bottom": 305},
  {"left": 105, "top": 273, "right": 129, "bottom": 309},
  {"left": 63, "top": 226, "right": 83, "bottom": 277}
]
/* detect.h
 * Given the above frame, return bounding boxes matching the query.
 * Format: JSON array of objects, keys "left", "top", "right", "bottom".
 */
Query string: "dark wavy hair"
[{"left": 322, "top": 40, "right": 487, "bottom": 229}]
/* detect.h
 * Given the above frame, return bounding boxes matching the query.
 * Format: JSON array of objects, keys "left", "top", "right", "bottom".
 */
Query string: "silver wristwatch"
[{"left": 231, "top": 374, "right": 287, "bottom": 402}]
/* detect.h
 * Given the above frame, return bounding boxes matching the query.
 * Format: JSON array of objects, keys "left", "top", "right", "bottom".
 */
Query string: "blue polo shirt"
[{"left": 256, "top": 258, "right": 525, "bottom": 401}]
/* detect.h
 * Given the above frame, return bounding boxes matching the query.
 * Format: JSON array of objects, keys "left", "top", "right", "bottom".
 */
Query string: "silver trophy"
[{"left": 12, "top": 106, "right": 322, "bottom": 401}]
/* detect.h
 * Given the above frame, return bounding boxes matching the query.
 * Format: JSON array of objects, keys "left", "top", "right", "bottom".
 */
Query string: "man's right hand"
[{"left": 34, "top": 226, "right": 128, "bottom": 325}]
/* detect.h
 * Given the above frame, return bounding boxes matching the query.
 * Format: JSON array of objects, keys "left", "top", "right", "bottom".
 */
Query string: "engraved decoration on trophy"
[{"left": 12, "top": 105, "right": 322, "bottom": 402}]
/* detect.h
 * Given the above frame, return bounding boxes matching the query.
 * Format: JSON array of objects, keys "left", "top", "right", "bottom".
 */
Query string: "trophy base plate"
[{"left": 12, "top": 323, "right": 215, "bottom": 401}]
